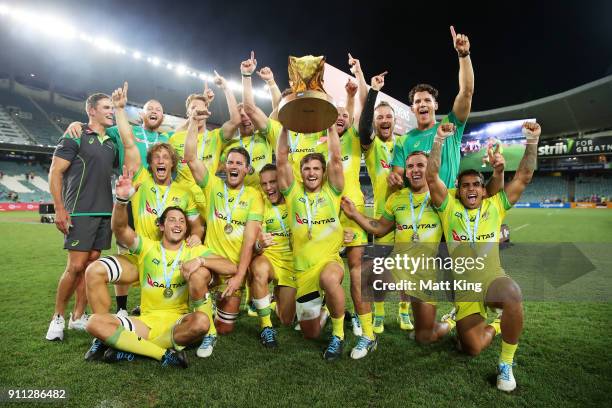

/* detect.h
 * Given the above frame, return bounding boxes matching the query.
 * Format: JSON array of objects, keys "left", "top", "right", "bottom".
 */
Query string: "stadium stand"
[
  {"left": 575, "top": 175, "right": 612, "bottom": 202},
  {"left": 0, "top": 159, "right": 51, "bottom": 202},
  {"left": 519, "top": 175, "right": 568, "bottom": 203}
]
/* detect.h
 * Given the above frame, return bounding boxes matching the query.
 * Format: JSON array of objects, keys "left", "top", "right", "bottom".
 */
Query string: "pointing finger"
[
  {"left": 450, "top": 25, "right": 457, "bottom": 41},
  {"left": 123, "top": 81, "right": 128, "bottom": 95},
  {"left": 379, "top": 71, "right": 388, "bottom": 77}
]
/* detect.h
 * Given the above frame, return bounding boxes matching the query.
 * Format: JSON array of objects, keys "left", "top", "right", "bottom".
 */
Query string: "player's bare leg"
[
  {"left": 274, "top": 285, "right": 296, "bottom": 325},
  {"left": 249, "top": 255, "right": 278, "bottom": 347},
  {"left": 85, "top": 255, "right": 138, "bottom": 314},
  {"left": 411, "top": 300, "right": 451, "bottom": 344}
]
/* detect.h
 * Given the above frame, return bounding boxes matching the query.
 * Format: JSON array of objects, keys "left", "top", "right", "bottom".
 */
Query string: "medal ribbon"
[
  {"left": 464, "top": 207, "right": 481, "bottom": 245},
  {"left": 239, "top": 132, "right": 255, "bottom": 164},
  {"left": 303, "top": 190, "right": 322, "bottom": 237},
  {"left": 142, "top": 126, "right": 159, "bottom": 150},
  {"left": 198, "top": 129, "right": 209, "bottom": 160},
  {"left": 271, "top": 205, "right": 287, "bottom": 235},
  {"left": 223, "top": 183, "right": 245, "bottom": 229},
  {"left": 409, "top": 191, "right": 429, "bottom": 237},
  {"left": 160, "top": 242, "right": 184, "bottom": 294},
  {"left": 154, "top": 183, "right": 172, "bottom": 216}
]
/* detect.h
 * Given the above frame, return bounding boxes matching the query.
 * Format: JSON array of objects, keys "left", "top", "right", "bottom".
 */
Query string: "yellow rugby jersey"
[
  {"left": 130, "top": 167, "right": 198, "bottom": 240},
  {"left": 198, "top": 173, "right": 264, "bottom": 263},
  {"left": 131, "top": 236, "right": 211, "bottom": 315},
  {"left": 365, "top": 136, "right": 396, "bottom": 219},
  {"left": 282, "top": 180, "right": 343, "bottom": 271},
  {"left": 340, "top": 127, "right": 363, "bottom": 203},
  {"left": 220, "top": 131, "right": 273, "bottom": 188},
  {"left": 382, "top": 189, "right": 442, "bottom": 244},
  {"left": 169, "top": 128, "right": 225, "bottom": 188},
  {"left": 436, "top": 191, "right": 512, "bottom": 292},
  {"left": 262, "top": 199, "right": 292, "bottom": 265},
  {"left": 265, "top": 119, "right": 327, "bottom": 182}
]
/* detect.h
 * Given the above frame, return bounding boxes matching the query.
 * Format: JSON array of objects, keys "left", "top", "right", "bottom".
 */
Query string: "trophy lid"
[{"left": 278, "top": 90, "right": 337, "bottom": 134}]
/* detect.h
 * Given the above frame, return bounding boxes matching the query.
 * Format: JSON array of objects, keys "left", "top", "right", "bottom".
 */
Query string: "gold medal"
[
  {"left": 224, "top": 223, "right": 233, "bottom": 234},
  {"left": 163, "top": 287, "right": 173, "bottom": 298}
]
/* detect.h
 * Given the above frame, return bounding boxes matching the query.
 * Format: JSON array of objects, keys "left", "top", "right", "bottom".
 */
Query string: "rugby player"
[
  {"left": 426, "top": 121, "right": 541, "bottom": 392},
  {"left": 184, "top": 108, "right": 263, "bottom": 357},
  {"left": 46, "top": 93, "right": 117, "bottom": 341},
  {"left": 358, "top": 70, "right": 414, "bottom": 334},
  {"left": 84, "top": 168, "right": 235, "bottom": 367},
  {"left": 248, "top": 163, "right": 296, "bottom": 347},
  {"left": 276, "top": 123, "right": 348, "bottom": 361},
  {"left": 389, "top": 26, "right": 474, "bottom": 189}
]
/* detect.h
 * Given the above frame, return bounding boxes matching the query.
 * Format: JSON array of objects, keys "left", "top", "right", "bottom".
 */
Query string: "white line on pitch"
[{"left": 514, "top": 224, "right": 529, "bottom": 231}]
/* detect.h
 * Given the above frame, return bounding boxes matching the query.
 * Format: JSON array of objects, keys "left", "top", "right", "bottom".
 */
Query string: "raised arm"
[
  {"left": 276, "top": 126, "right": 294, "bottom": 192},
  {"left": 257, "top": 66, "right": 281, "bottom": 120},
  {"left": 359, "top": 72, "right": 387, "bottom": 148},
  {"left": 111, "top": 82, "right": 141, "bottom": 173},
  {"left": 345, "top": 79, "right": 357, "bottom": 125},
  {"left": 348, "top": 53, "right": 368, "bottom": 120},
  {"left": 111, "top": 166, "right": 137, "bottom": 249},
  {"left": 213, "top": 70, "right": 241, "bottom": 140},
  {"left": 450, "top": 26, "right": 474, "bottom": 123},
  {"left": 241, "top": 51, "right": 257, "bottom": 107},
  {"left": 485, "top": 144, "right": 506, "bottom": 197},
  {"left": 243, "top": 102, "right": 268, "bottom": 132},
  {"left": 426, "top": 123, "right": 455, "bottom": 207},
  {"left": 340, "top": 196, "right": 394, "bottom": 237},
  {"left": 327, "top": 124, "right": 344, "bottom": 193},
  {"left": 184, "top": 110, "right": 210, "bottom": 185},
  {"left": 48, "top": 156, "right": 71, "bottom": 235},
  {"left": 504, "top": 122, "right": 541, "bottom": 204}
]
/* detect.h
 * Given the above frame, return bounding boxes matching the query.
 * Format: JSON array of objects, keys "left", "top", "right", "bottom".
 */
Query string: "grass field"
[{"left": 1, "top": 209, "right": 611, "bottom": 407}]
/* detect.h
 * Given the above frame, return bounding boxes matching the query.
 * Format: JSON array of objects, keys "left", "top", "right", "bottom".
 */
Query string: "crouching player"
[
  {"left": 341, "top": 151, "right": 456, "bottom": 352},
  {"left": 426, "top": 121, "right": 541, "bottom": 391},
  {"left": 277, "top": 125, "right": 347, "bottom": 361},
  {"left": 84, "top": 168, "right": 236, "bottom": 367},
  {"left": 248, "top": 164, "right": 297, "bottom": 347}
]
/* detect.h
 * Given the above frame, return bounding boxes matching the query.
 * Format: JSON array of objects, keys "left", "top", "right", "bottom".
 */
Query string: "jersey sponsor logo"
[
  {"left": 252, "top": 154, "right": 266, "bottom": 162},
  {"left": 71, "top": 240, "right": 79, "bottom": 247},
  {"left": 145, "top": 201, "right": 159, "bottom": 216},
  {"left": 214, "top": 193, "right": 248, "bottom": 207},
  {"left": 294, "top": 213, "right": 336, "bottom": 225},
  {"left": 380, "top": 159, "right": 391, "bottom": 169},
  {"left": 341, "top": 155, "right": 349, "bottom": 162},
  {"left": 290, "top": 147, "right": 315, "bottom": 154},
  {"left": 89, "top": 137, "right": 94, "bottom": 144},
  {"left": 451, "top": 229, "right": 496, "bottom": 241},
  {"left": 396, "top": 223, "right": 437, "bottom": 231},
  {"left": 145, "top": 273, "right": 186, "bottom": 289},
  {"left": 214, "top": 208, "right": 246, "bottom": 226}
]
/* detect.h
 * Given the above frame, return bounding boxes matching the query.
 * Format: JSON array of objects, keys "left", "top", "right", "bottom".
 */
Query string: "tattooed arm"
[
  {"left": 504, "top": 122, "right": 541, "bottom": 205},
  {"left": 340, "top": 197, "right": 394, "bottom": 237}
]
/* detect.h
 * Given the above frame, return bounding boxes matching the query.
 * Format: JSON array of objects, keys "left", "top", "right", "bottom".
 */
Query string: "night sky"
[{"left": 7, "top": 0, "right": 612, "bottom": 113}]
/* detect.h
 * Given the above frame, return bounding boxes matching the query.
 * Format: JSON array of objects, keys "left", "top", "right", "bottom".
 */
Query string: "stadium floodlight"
[
  {"left": 146, "top": 57, "right": 152, "bottom": 62},
  {"left": 151, "top": 57, "right": 160, "bottom": 66},
  {"left": 166, "top": 63, "right": 173, "bottom": 70},
  {"left": 227, "top": 81, "right": 242, "bottom": 92},
  {"left": 133, "top": 51, "right": 142, "bottom": 59},
  {"left": 199, "top": 73, "right": 209, "bottom": 81},
  {"left": 0, "top": 4, "right": 10, "bottom": 15},
  {"left": 176, "top": 65, "right": 187, "bottom": 75}
]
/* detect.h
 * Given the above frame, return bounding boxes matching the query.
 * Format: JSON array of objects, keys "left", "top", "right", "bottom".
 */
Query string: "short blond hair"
[{"left": 185, "top": 94, "right": 210, "bottom": 113}]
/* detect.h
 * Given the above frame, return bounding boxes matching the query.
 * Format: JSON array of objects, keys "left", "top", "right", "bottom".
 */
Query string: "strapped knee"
[
  {"left": 296, "top": 292, "right": 323, "bottom": 322},
  {"left": 115, "top": 315, "right": 136, "bottom": 332},
  {"left": 216, "top": 308, "right": 238, "bottom": 326},
  {"left": 98, "top": 256, "right": 123, "bottom": 283}
]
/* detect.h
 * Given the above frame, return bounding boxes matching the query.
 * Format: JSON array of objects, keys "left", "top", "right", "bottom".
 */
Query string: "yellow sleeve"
[
  {"left": 265, "top": 119, "right": 282, "bottom": 152},
  {"left": 382, "top": 192, "right": 397, "bottom": 221},
  {"left": 185, "top": 188, "right": 199, "bottom": 217},
  {"left": 131, "top": 236, "right": 154, "bottom": 260},
  {"left": 132, "top": 165, "right": 152, "bottom": 186},
  {"left": 247, "top": 189, "right": 264, "bottom": 222}
]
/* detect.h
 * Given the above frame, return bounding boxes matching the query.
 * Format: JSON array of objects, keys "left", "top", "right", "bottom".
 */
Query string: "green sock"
[
  {"left": 500, "top": 340, "right": 518, "bottom": 365},
  {"left": 373, "top": 302, "right": 385, "bottom": 317},
  {"left": 106, "top": 326, "right": 165, "bottom": 361},
  {"left": 191, "top": 296, "right": 217, "bottom": 336}
]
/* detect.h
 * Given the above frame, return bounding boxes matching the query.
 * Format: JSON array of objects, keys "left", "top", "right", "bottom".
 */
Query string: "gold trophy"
[{"left": 278, "top": 55, "right": 337, "bottom": 133}]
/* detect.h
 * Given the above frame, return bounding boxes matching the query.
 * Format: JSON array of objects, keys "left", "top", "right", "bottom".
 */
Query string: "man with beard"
[
  {"left": 46, "top": 93, "right": 118, "bottom": 341},
  {"left": 248, "top": 164, "right": 297, "bottom": 347},
  {"left": 389, "top": 26, "right": 474, "bottom": 189},
  {"left": 85, "top": 170, "right": 235, "bottom": 367},
  {"left": 184, "top": 108, "right": 263, "bottom": 358},
  {"left": 276, "top": 123, "right": 347, "bottom": 361},
  {"left": 426, "top": 121, "right": 540, "bottom": 392}
]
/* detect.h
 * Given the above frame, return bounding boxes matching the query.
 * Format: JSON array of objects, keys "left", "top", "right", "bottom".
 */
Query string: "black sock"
[{"left": 116, "top": 295, "right": 128, "bottom": 311}]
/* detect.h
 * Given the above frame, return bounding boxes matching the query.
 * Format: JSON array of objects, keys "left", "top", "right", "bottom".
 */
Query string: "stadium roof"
[{"left": 465, "top": 75, "right": 612, "bottom": 139}]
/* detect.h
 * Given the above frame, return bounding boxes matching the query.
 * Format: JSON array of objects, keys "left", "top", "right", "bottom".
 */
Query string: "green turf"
[
  {"left": 1, "top": 209, "right": 611, "bottom": 407},
  {"left": 459, "top": 145, "right": 526, "bottom": 172}
]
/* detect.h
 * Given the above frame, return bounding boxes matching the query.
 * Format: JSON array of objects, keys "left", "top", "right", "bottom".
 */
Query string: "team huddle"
[{"left": 44, "top": 27, "right": 540, "bottom": 392}]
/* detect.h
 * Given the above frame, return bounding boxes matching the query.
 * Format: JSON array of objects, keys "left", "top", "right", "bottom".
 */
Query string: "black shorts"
[{"left": 64, "top": 216, "right": 112, "bottom": 251}]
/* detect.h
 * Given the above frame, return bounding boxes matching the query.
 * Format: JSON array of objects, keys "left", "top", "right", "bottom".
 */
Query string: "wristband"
[
  {"left": 458, "top": 51, "right": 470, "bottom": 58},
  {"left": 242, "top": 73, "right": 252, "bottom": 77},
  {"left": 433, "top": 137, "right": 445, "bottom": 144},
  {"left": 115, "top": 196, "right": 129, "bottom": 204}
]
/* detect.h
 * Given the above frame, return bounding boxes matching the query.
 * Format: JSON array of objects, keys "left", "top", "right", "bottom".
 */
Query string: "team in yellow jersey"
[{"left": 74, "top": 30, "right": 541, "bottom": 393}]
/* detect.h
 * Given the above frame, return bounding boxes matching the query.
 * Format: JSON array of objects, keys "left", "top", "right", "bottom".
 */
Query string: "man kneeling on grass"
[{"left": 84, "top": 167, "right": 236, "bottom": 368}]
